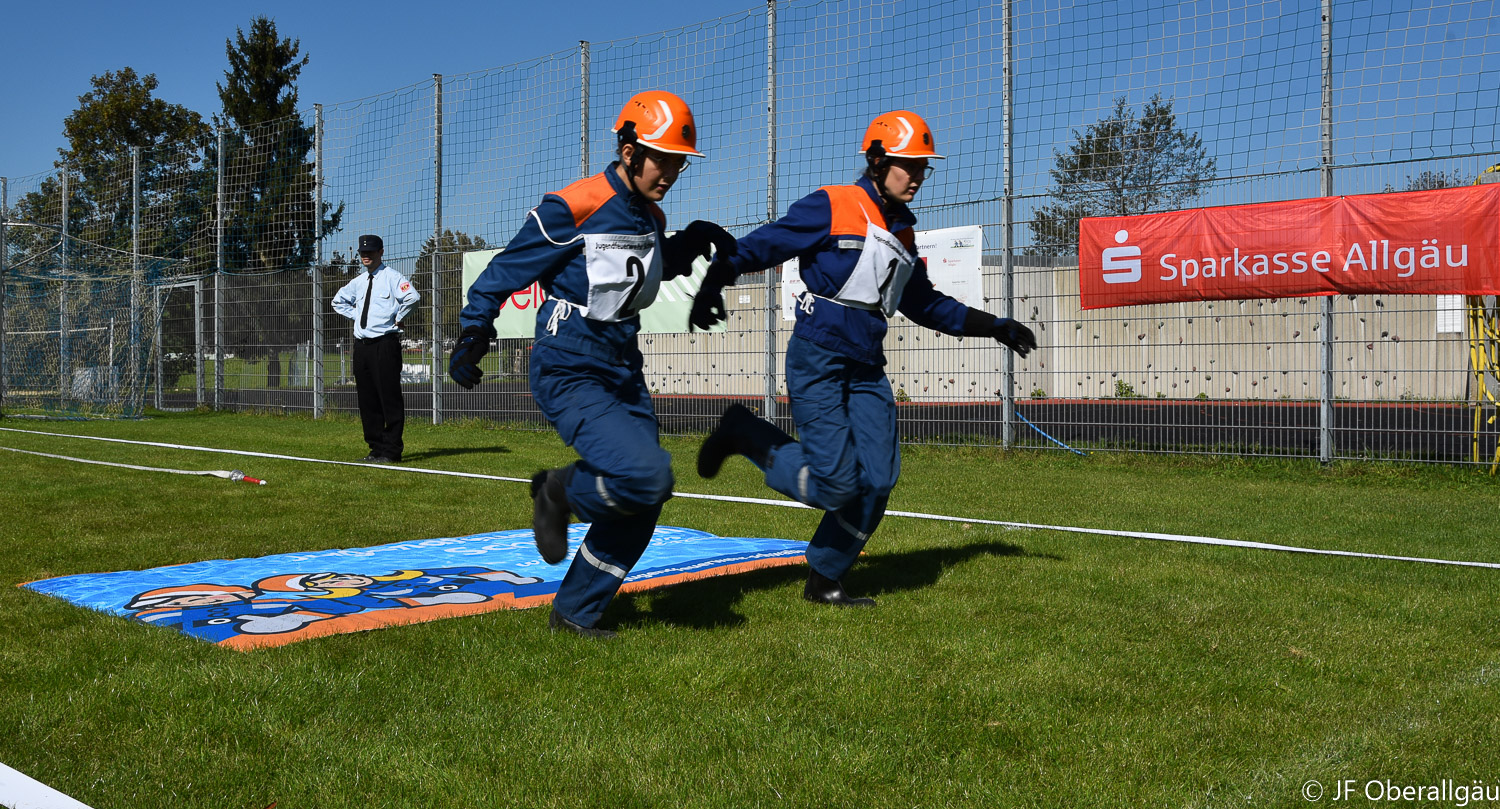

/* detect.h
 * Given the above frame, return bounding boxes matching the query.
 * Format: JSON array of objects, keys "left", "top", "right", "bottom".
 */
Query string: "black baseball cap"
[{"left": 358, "top": 234, "right": 384, "bottom": 252}]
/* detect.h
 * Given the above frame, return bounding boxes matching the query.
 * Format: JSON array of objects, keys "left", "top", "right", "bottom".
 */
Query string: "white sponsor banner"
[
  {"left": 779, "top": 224, "right": 983, "bottom": 321},
  {"left": 460, "top": 241, "right": 720, "bottom": 338},
  {"left": 910, "top": 225, "right": 983, "bottom": 312},
  {"left": 780, "top": 257, "right": 805, "bottom": 322}
]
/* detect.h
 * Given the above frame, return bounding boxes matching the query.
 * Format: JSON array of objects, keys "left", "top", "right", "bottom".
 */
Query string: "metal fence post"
[
  {"left": 431, "top": 74, "right": 444, "bottom": 425},
  {"left": 59, "top": 169, "right": 69, "bottom": 401},
  {"left": 153, "top": 287, "right": 163, "bottom": 410},
  {"left": 131, "top": 147, "right": 142, "bottom": 412},
  {"left": 1318, "top": 0, "right": 1335, "bottom": 463},
  {"left": 194, "top": 278, "right": 204, "bottom": 406},
  {"left": 763, "top": 0, "right": 779, "bottom": 421},
  {"left": 580, "top": 42, "right": 591, "bottom": 179},
  {"left": 1001, "top": 0, "right": 1016, "bottom": 448},
  {"left": 313, "top": 104, "right": 325, "bottom": 419},
  {"left": 215, "top": 127, "right": 225, "bottom": 410}
]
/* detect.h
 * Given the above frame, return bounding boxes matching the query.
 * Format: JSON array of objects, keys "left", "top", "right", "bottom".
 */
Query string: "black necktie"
[{"left": 359, "top": 271, "right": 375, "bottom": 330}]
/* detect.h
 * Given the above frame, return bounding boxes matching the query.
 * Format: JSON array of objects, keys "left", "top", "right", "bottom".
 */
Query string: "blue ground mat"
[{"left": 22, "top": 525, "right": 808, "bottom": 649}]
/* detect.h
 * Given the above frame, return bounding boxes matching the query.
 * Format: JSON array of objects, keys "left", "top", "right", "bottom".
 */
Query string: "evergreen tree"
[
  {"left": 1030, "top": 94, "right": 1216, "bottom": 257},
  {"left": 213, "top": 16, "right": 344, "bottom": 386}
]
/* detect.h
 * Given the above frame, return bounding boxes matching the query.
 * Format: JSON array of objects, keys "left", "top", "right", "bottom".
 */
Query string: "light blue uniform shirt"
[{"left": 332, "top": 264, "right": 420, "bottom": 339}]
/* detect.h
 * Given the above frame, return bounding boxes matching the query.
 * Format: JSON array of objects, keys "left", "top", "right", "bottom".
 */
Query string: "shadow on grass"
[
  {"left": 399, "top": 445, "right": 513, "bottom": 462},
  {"left": 609, "top": 537, "right": 1060, "bottom": 631}
]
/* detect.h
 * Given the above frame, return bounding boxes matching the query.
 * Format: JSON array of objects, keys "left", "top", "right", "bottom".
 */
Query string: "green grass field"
[{"left": 2, "top": 411, "right": 1498, "bottom": 808}]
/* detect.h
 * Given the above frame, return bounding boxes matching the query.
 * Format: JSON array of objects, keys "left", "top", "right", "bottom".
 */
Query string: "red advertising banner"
[{"left": 1078, "top": 184, "right": 1500, "bottom": 310}]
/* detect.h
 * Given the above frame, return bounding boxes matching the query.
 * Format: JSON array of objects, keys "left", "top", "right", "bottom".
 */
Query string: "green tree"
[
  {"left": 7, "top": 68, "right": 212, "bottom": 392},
  {"left": 403, "top": 230, "right": 492, "bottom": 337},
  {"left": 1382, "top": 170, "right": 1461, "bottom": 193},
  {"left": 61, "top": 68, "right": 211, "bottom": 253},
  {"left": 10, "top": 69, "right": 210, "bottom": 263},
  {"left": 1030, "top": 94, "right": 1216, "bottom": 256},
  {"left": 213, "top": 16, "right": 344, "bottom": 387}
]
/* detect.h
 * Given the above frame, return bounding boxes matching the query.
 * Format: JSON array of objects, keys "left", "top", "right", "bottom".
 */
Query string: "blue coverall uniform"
[
  {"left": 719, "top": 176, "right": 981, "bottom": 582},
  {"left": 459, "top": 163, "right": 674, "bottom": 628}
]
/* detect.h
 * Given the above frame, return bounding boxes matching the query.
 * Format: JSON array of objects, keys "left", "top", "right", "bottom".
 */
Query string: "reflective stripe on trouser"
[
  {"left": 529, "top": 342, "right": 675, "bottom": 523},
  {"left": 529, "top": 342, "right": 673, "bottom": 628},
  {"left": 762, "top": 335, "right": 900, "bottom": 581},
  {"left": 549, "top": 505, "right": 663, "bottom": 627}
]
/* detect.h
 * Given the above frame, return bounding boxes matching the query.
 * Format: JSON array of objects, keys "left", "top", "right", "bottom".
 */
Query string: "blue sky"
[
  {"left": 0, "top": 0, "right": 758, "bottom": 177},
  {"left": 5, "top": 0, "right": 1499, "bottom": 260}
]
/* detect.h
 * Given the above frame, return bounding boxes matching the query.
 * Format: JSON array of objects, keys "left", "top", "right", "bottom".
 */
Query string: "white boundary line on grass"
[
  {"left": 0, "top": 426, "right": 531, "bottom": 483},
  {"left": 0, "top": 761, "right": 96, "bottom": 809},
  {"left": 0, "top": 446, "right": 263, "bottom": 483},
  {"left": 5, "top": 426, "right": 1500, "bottom": 572}
]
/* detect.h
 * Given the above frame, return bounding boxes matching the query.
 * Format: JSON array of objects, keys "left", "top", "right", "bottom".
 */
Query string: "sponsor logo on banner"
[
  {"left": 1100, "top": 230, "right": 1142, "bottom": 284},
  {"left": 909, "top": 225, "right": 983, "bottom": 312},
  {"left": 1078, "top": 184, "right": 1500, "bottom": 309}
]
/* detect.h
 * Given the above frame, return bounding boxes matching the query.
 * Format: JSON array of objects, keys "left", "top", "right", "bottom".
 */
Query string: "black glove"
[
  {"left": 688, "top": 259, "right": 738, "bottom": 332},
  {"left": 963, "top": 310, "right": 1037, "bottom": 358},
  {"left": 689, "top": 286, "right": 726, "bottom": 332},
  {"left": 448, "top": 324, "right": 496, "bottom": 389},
  {"left": 661, "top": 220, "right": 737, "bottom": 280}
]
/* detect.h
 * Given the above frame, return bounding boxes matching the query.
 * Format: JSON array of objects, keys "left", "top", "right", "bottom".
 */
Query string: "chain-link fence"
[{"left": 5, "top": 0, "right": 1500, "bottom": 464}]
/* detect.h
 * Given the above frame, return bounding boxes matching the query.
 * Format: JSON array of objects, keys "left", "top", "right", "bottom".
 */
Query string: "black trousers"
[{"left": 352, "top": 334, "right": 405, "bottom": 460}]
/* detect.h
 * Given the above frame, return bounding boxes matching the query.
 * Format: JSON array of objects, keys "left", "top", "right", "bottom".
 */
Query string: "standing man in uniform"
[
  {"left": 332, "top": 234, "right": 420, "bottom": 464},
  {"left": 689, "top": 111, "right": 1037, "bottom": 608},
  {"left": 448, "top": 91, "right": 735, "bottom": 638}
]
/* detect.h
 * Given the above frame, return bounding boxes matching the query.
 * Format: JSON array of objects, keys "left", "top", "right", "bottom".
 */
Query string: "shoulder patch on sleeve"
[{"left": 400, "top": 281, "right": 412, "bottom": 292}]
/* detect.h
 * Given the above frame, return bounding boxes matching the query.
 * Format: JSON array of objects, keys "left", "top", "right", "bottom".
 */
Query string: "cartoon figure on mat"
[
  {"left": 689, "top": 111, "right": 1038, "bottom": 607},
  {"left": 449, "top": 90, "right": 737, "bottom": 639},
  {"left": 124, "top": 583, "right": 359, "bottom": 642},
  {"left": 254, "top": 567, "right": 541, "bottom": 609}
]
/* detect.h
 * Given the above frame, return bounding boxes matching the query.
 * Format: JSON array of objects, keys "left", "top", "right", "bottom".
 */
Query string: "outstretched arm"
[
  {"left": 898, "top": 258, "right": 1037, "bottom": 357},
  {"left": 450, "top": 197, "right": 577, "bottom": 388},
  {"left": 458, "top": 196, "right": 577, "bottom": 331},
  {"left": 689, "top": 191, "right": 832, "bottom": 331}
]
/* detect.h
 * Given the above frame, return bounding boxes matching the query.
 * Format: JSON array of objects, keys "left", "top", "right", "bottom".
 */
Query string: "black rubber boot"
[
  {"left": 530, "top": 466, "right": 573, "bottom": 564},
  {"left": 697, "top": 404, "right": 794, "bottom": 478},
  {"left": 803, "top": 570, "right": 876, "bottom": 608},
  {"left": 549, "top": 608, "right": 617, "bottom": 640}
]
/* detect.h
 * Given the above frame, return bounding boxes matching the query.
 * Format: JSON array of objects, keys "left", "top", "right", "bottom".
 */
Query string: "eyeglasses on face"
[
  {"left": 891, "top": 159, "right": 935, "bottom": 180},
  {"left": 646, "top": 150, "right": 692, "bottom": 173}
]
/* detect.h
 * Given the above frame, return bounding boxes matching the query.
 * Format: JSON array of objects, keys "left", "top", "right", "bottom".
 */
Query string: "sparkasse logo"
[{"left": 1101, "top": 229, "right": 1142, "bottom": 284}]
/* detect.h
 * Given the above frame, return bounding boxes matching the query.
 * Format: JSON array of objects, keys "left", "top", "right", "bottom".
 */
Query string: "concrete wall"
[{"left": 640, "top": 265, "right": 1473, "bottom": 403}]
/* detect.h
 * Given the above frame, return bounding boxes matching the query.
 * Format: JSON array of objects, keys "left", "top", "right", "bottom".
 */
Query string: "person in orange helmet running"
[
  {"left": 450, "top": 91, "right": 736, "bottom": 638},
  {"left": 689, "top": 110, "right": 1036, "bottom": 607}
]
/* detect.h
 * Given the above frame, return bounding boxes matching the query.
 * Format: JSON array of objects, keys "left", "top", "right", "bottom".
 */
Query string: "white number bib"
[
  {"left": 832, "top": 220, "right": 914, "bottom": 317},
  {"left": 581, "top": 232, "right": 662, "bottom": 322}
]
